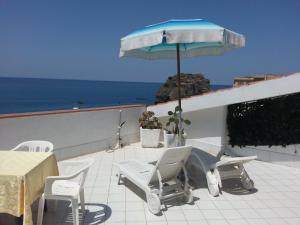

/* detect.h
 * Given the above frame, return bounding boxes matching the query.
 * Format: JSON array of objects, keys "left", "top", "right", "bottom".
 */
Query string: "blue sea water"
[{"left": 0, "top": 77, "right": 230, "bottom": 114}]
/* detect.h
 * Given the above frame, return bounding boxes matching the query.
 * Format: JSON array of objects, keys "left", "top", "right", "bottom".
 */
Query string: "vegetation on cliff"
[{"left": 155, "top": 73, "right": 211, "bottom": 104}]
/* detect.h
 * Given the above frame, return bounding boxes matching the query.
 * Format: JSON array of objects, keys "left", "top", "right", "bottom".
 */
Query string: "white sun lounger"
[
  {"left": 186, "top": 138, "right": 257, "bottom": 197},
  {"left": 114, "top": 146, "right": 193, "bottom": 214}
]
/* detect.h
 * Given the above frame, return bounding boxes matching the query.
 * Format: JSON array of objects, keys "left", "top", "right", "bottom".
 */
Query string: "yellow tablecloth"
[{"left": 0, "top": 151, "right": 59, "bottom": 225}]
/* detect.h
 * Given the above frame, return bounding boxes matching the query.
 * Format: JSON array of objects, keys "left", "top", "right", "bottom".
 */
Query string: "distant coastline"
[{"left": 0, "top": 77, "right": 230, "bottom": 114}]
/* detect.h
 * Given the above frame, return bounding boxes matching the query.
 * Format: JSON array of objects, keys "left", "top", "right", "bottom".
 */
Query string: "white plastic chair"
[
  {"left": 114, "top": 146, "right": 193, "bottom": 214},
  {"left": 37, "top": 158, "right": 94, "bottom": 225},
  {"left": 10, "top": 140, "right": 54, "bottom": 152}
]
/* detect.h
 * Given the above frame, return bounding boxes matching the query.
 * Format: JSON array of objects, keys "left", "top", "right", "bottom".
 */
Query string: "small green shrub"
[
  {"left": 165, "top": 106, "right": 191, "bottom": 134},
  {"left": 139, "top": 111, "right": 162, "bottom": 129}
]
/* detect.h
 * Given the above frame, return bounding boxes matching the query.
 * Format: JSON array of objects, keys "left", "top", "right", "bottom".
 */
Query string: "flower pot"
[
  {"left": 140, "top": 127, "right": 161, "bottom": 148},
  {"left": 164, "top": 130, "right": 186, "bottom": 147}
]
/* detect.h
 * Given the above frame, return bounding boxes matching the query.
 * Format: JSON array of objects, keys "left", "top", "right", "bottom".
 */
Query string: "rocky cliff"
[{"left": 155, "top": 73, "right": 212, "bottom": 104}]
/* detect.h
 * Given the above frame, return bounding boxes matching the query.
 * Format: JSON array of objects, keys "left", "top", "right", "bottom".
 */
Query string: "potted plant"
[
  {"left": 164, "top": 106, "right": 191, "bottom": 147},
  {"left": 139, "top": 111, "right": 162, "bottom": 147}
]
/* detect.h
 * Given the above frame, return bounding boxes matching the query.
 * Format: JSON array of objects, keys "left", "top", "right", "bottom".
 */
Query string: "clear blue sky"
[{"left": 0, "top": 0, "right": 299, "bottom": 85}]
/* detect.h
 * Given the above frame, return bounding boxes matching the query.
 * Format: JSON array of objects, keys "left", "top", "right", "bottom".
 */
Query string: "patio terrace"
[{"left": 24, "top": 143, "right": 300, "bottom": 225}]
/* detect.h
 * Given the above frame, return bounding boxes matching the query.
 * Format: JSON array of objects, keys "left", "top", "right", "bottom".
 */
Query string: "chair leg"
[
  {"left": 37, "top": 194, "right": 45, "bottom": 225},
  {"left": 44, "top": 200, "right": 48, "bottom": 212},
  {"left": 54, "top": 199, "right": 58, "bottom": 211},
  {"left": 117, "top": 173, "right": 122, "bottom": 185},
  {"left": 15, "top": 215, "right": 23, "bottom": 225},
  {"left": 79, "top": 189, "right": 85, "bottom": 213},
  {"left": 71, "top": 198, "right": 79, "bottom": 225}
]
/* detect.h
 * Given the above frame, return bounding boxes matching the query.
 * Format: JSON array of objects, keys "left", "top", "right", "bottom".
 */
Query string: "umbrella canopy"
[
  {"left": 120, "top": 19, "right": 245, "bottom": 59},
  {"left": 119, "top": 19, "right": 245, "bottom": 145}
]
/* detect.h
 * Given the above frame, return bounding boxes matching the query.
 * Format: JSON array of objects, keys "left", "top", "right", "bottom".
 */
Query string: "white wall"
[
  {"left": 227, "top": 145, "right": 300, "bottom": 169},
  {"left": 152, "top": 99, "right": 300, "bottom": 169},
  {"left": 157, "top": 106, "right": 227, "bottom": 147},
  {"left": 0, "top": 105, "right": 145, "bottom": 160},
  {"left": 183, "top": 106, "right": 227, "bottom": 142},
  {"left": 148, "top": 73, "right": 300, "bottom": 117}
]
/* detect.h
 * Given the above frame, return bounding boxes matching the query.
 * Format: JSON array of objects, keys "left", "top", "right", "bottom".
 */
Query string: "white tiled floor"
[{"left": 32, "top": 143, "right": 300, "bottom": 225}]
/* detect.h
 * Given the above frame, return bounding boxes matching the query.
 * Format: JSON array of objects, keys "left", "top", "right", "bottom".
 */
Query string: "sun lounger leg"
[
  {"left": 240, "top": 165, "right": 254, "bottom": 190},
  {"left": 206, "top": 169, "right": 220, "bottom": 197},
  {"left": 182, "top": 164, "right": 193, "bottom": 203},
  {"left": 146, "top": 192, "right": 161, "bottom": 215},
  {"left": 214, "top": 168, "right": 222, "bottom": 188}
]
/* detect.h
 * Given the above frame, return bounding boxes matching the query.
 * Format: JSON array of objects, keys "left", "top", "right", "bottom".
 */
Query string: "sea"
[{"left": 0, "top": 77, "right": 230, "bottom": 114}]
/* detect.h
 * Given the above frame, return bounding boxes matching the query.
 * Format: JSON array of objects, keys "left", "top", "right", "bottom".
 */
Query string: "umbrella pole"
[{"left": 176, "top": 43, "right": 183, "bottom": 146}]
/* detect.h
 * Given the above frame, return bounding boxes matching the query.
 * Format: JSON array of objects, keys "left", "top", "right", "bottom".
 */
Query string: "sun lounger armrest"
[
  {"left": 216, "top": 155, "right": 257, "bottom": 167},
  {"left": 44, "top": 175, "right": 77, "bottom": 195}
]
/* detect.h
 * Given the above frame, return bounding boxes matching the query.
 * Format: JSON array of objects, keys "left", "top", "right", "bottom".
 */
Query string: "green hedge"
[{"left": 227, "top": 92, "right": 300, "bottom": 147}]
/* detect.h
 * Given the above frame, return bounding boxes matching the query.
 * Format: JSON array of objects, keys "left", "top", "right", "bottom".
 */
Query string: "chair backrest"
[
  {"left": 186, "top": 138, "right": 224, "bottom": 158},
  {"left": 147, "top": 145, "right": 192, "bottom": 186},
  {"left": 11, "top": 140, "right": 54, "bottom": 152},
  {"left": 59, "top": 158, "right": 94, "bottom": 189}
]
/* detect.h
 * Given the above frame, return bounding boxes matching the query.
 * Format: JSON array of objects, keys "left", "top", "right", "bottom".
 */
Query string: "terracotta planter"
[{"left": 140, "top": 127, "right": 161, "bottom": 148}]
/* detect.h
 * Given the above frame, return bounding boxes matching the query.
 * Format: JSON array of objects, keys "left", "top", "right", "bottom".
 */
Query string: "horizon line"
[{"left": 0, "top": 75, "right": 231, "bottom": 86}]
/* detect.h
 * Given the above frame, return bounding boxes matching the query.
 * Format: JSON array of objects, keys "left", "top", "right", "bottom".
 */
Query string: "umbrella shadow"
[
  {"left": 58, "top": 202, "right": 111, "bottom": 225},
  {"left": 80, "top": 203, "right": 111, "bottom": 225}
]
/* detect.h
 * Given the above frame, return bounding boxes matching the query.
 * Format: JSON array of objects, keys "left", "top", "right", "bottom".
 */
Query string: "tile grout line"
[
  {"left": 194, "top": 198, "right": 210, "bottom": 225},
  {"left": 122, "top": 147, "right": 128, "bottom": 225},
  {"left": 211, "top": 199, "right": 235, "bottom": 225},
  {"left": 142, "top": 198, "right": 148, "bottom": 225},
  {"left": 91, "top": 152, "right": 106, "bottom": 225},
  {"left": 104, "top": 150, "right": 116, "bottom": 225}
]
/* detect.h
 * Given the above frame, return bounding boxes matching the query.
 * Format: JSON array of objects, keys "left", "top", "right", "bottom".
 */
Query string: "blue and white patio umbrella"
[
  {"left": 120, "top": 19, "right": 245, "bottom": 144},
  {"left": 120, "top": 19, "right": 245, "bottom": 59}
]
